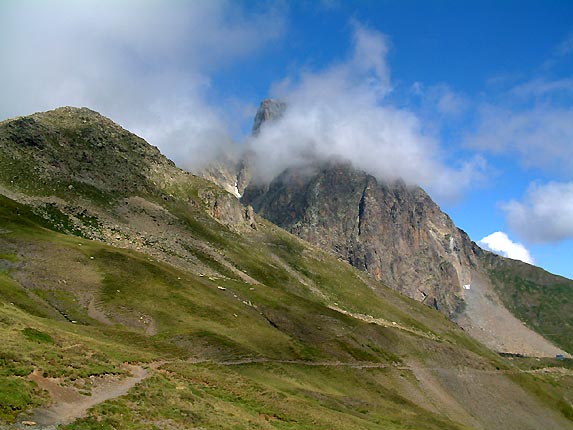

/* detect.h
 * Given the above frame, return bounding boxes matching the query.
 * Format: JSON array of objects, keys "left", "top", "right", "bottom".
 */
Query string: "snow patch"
[{"left": 232, "top": 181, "right": 242, "bottom": 198}]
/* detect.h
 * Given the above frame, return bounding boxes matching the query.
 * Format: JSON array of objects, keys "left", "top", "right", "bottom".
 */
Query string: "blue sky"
[{"left": 1, "top": 0, "right": 572, "bottom": 279}]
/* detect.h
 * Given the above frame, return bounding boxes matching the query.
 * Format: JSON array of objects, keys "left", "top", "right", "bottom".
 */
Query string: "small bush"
[{"left": 22, "top": 327, "right": 54, "bottom": 344}]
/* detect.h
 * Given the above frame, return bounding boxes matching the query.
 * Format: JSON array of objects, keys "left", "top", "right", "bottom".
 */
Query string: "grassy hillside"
[
  {"left": 1, "top": 108, "right": 572, "bottom": 429},
  {"left": 2, "top": 194, "right": 572, "bottom": 429}
]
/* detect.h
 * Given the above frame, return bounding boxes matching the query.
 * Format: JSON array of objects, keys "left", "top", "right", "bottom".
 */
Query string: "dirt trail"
[
  {"left": 23, "top": 364, "right": 150, "bottom": 428},
  {"left": 7, "top": 357, "right": 571, "bottom": 430},
  {"left": 188, "top": 356, "right": 573, "bottom": 377},
  {"left": 188, "top": 357, "right": 394, "bottom": 368},
  {"left": 328, "top": 305, "right": 441, "bottom": 341}
]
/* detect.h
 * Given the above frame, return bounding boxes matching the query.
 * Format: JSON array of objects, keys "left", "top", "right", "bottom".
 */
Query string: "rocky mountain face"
[
  {"left": 200, "top": 153, "right": 251, "bottom": 198},
  {"left": 243, "top": 161, "right": 479, "bottom": 317},
  {"left": 241, "top": 99, "right": 478, "bottom": 317},
  {"left": 239, "top": 99, "right": 572, "bottom": 357}
]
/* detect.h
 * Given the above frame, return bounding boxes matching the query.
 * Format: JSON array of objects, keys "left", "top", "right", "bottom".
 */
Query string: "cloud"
[
  {"left": 502, "top": 181, "right": 573, "bottom": 244},
  {"left": 248, "top": 24, "right": 484, "bottom": 201},
  {"left": 510, "top": 78, "right": 573, "bottom": 98},
  {"left": 473, "top": 40, "right": 573, "bottom": 179},
  {"left": 0, "top": 0, "right": 285, "bottom": 170},
  {"left": 410, "top": 83, "right": 468, "bottom": 117},
  {"left": 541, "top": 34, "right": 573, "bottom": 70},
  {"left": 466, "top": 104, "right": 573, "bottom": 176},
  {"left": 437, "top": 88, "right": 467, "bottom": 116},
  {"left": 558, "top": 35, "right": 573, "bottom": 56},
  {"left": 479, "top": 231, "right": 534, "bottom": 264}
]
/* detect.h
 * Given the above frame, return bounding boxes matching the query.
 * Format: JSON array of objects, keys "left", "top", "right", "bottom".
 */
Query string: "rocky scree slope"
[{"left": 1, "top": 107, "right": 573, "bottom": 430}]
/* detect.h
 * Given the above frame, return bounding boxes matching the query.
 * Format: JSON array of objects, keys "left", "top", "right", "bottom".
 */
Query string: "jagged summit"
[{"left": 252, "top": 98, "right": 287, "bottom": 135}]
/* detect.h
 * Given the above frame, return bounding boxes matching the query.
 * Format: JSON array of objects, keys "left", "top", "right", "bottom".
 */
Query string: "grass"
[
  {"left": 21, "top": 327, "right": 54, "bottom": 344},
  {"left": 0, "top": 219, "right": 556, "bottom": 428},
  {"left": 1, "top": 107, "right": 573, "bottom": 428},
  {"left": 0, "top": 376, "right": 45, "bottom": 422},
  {"left": 0, "top": 194, "right": 493, "bottom": 427},
  {"left": 60, "top": 362, "right": 466, "bottom": 430}
]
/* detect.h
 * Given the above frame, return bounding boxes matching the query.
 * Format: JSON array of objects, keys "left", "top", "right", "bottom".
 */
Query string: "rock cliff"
[{"left": 243, "top": 161, "right": 480, "bottom": 317}]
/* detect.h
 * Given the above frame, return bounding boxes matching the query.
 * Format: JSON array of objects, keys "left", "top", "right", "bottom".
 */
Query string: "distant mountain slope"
[
  {"left": 482, "top": 253, "right": 573, "bottom": 353},
  {"left": 0, "top": 107, "right": 572, "bottom": 429}
]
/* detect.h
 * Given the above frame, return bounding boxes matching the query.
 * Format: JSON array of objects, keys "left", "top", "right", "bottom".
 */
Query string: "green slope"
[
  {"left": 0, "top": 195, "right": 473, "bottom": 429},
  {"left": 0, "top": 108, "right": 572, "bottom": 429}
]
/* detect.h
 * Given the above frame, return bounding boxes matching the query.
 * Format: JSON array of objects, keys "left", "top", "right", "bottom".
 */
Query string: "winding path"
[
  {"left": 10, "top": 356, "right": 571, "bottom": 429},
  {"left": 18, "top": 364, "right": 150, "bottom": 429}
]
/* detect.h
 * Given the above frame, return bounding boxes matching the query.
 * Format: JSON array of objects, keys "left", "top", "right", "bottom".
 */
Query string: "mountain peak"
[{"left": 252, "top": 98, "right": 287, "bottom": 136}]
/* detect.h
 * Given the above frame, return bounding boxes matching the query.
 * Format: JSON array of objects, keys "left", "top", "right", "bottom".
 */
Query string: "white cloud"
[
  {"left": 248, "top": 24, "right": 484, "bottom": 201},
  {"left": 479, "top": 231, "right": 534, "bottom": 264},
  {"left": 437, "top": 88, "right": 467, "bottom": 116},
  {"left": 557, "top": 34, "right": 573, "bottom": 56},
  {"left": 466, "top": 104, "right": 573, "bottom": 176},
  {"left": 510, "top": 78, "right": 573, "bottom": 97},
  {"left": 502, "top": 181, "right": 573, "bottom": 244},
  {"left": 410, "top": 83, "right": 467, "bottom": 117},
  {"left": 0, "top": 0, "right": 285, "bottom": 170},
  {"left": 541, "top": 34, "right": 573, "bottom": 70}
]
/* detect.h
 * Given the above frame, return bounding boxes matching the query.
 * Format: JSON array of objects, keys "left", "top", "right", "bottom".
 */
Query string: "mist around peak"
[{"left": 244, "top": 24, "right": 486, "bottom": 202}]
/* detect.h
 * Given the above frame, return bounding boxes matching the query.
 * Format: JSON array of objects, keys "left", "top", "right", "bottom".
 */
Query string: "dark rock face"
[
  {"left": 243, "top": 161, "right": 480, "bottom": 317},
  {"left": 241, "top": 99, "right": 484, "bottom": 317},
  {"left": 252, "top": 99, "right": 287, "bottom": 136}
]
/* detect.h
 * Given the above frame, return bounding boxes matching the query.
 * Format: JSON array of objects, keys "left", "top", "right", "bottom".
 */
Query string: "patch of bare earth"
[
  {"left": 430, "top": 367, "right": 573, "bottom": 430},
  {"left": 24, "top": 364, "right": 149, "bottom": 427},
  {"left": 86, "top": 297, "right": 113, "bottom": 325}
]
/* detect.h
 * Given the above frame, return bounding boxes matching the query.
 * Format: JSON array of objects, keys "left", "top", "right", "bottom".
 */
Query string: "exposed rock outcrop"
[
  {"left": 200, "top": 188, "right": 257, "bottom": 230},
  {"left": 243, "top": 161, "right": 478, "bottom": 317},
  {"left": 252, "top": 99, "right": 287, "bottom": 136},
  {"left": 200, "top": 155, "right": 251, "bottom": 198}
]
